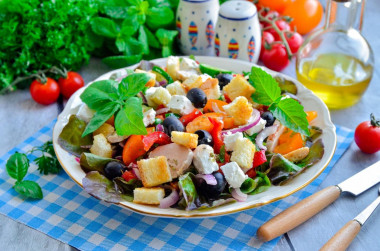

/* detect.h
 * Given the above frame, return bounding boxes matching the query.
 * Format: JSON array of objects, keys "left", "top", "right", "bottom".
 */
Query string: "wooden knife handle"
[
  {"left": 320, "top": 220, "right": 361, "bottom": 251},
  {"left": 257, "top": 186, "right": 341, "bottom": 242}
]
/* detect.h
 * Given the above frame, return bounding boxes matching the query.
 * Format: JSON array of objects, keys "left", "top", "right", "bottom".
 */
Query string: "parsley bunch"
[{"left": 31, "top": 141, "right": 62, "bottom": 175}]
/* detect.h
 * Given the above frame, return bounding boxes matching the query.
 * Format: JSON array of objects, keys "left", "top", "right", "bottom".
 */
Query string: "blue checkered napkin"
[{"left": 0, "top": 120, "right": 353, "bottom": 251}]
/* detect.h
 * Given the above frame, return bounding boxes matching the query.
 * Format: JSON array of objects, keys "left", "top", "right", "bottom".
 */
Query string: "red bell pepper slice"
[
  {"left": 252, "top": 150, "right": 267, "bottom": 168},
  {"left": 208, "top": 117, "right": 224, "bottom": 154},
  {"left": 179, "top": 108, "right": 203, "bottom": 126},
  {"left": 246, "top": 168, "right": 257, "bottom": 178},
  {"left": 122, "top": 170, "right": 137, "bottom": 182},
  {"left": 142, "top": 131, "right": 171, "bottom": 151}
]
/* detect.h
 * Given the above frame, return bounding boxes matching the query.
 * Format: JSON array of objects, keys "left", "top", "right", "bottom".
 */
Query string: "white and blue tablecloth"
[{"left": 0, "top": 120, "right": 354, "bottom": 250}]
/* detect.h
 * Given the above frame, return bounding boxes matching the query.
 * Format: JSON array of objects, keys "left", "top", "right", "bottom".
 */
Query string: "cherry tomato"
[
  {"left": 258, "top": 0, "right": 291, "bottom": 13},
  {"left": 30, "top": 78, "right": 60, "bottom": 105},
  {"left": 263, "top": 10, "right": 280, "bottom": 21},
  {"left": 267, "top": 20, "right": 291, "bottom": 41},
  {"left": 286, "top": 32, "right": 304, "bottom": 53},
  {"left": 260, "top": 32, "right": 275, "bottom": 60},
  {"left": 354, "top": 114, "right": 380, "bottom": 154},
  {"left": 282, "top": 0, "right": 323, "bottom": 35},
  {"left": 122, "top": 170, "right": 137, "bottom": 182},
  {"left": 58, "top": 71, "right": 85, "bottom": 99},
  {"left": 261, "top": 43, "right": 290, "bottom": 72}
]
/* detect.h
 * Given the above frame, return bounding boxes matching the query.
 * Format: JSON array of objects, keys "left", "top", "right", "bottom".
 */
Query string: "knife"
[{"left": 257, "top": 160, "right": 380, "bottom": 242}]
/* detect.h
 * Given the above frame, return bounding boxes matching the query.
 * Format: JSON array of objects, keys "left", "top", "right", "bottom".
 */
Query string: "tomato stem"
[{"left": 370, "top": 113, "right": 380, "bottom": 127}]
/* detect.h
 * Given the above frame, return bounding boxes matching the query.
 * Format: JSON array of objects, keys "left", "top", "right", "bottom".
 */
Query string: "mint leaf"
[
  {"left": 146, "top": 7, "right": 174, "bottom": 29},
  {"left": 115, "top": 97, "right": 147, "bottom": 136},
  {"left": 82, "top": 102, "right": 121, "bottom": 137},
  {"left": 143, "top": 25, "right": 160, "bottom": 49},
  {"left": 14, "top": 180, "right": 43, "bottom": 199},
  {"left": 91, "top": 17, "right": 118, "bottom": 38},
  {"left": 269, "top": 98, "right": 310, "bottom": 136},
  {"left": 249, "top": 67, "right": 281, "bottom": 105},
  {"left": 6, "top": 153, "right": 29, "bottom": 182},
  {"left": 102, "top": 55, "right": 143, "bottom": 69},
  {"left": 80, "top": 80, "right": 118, "bottom": 110},
  {"left": 138, "top": 25, "right": 149, "bottom": 54},
  {"left": 118, "top": 73, "right": 152, "bottom": 99}
]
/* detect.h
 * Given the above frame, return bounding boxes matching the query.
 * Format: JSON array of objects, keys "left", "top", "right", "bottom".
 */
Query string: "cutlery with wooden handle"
[
  {"left": 320, "top": 186, "right": 380, "bottom": 251},
  {"left": 257, "top": 161, "right": 380, "bottom": 242}
]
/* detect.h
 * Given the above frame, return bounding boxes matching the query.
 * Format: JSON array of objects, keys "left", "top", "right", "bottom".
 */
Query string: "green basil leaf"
[
  {"left": 115, "top": 97, "right": 147, "bottom": 136},
  {"left": 126, "top": 0, "right": 143, "bottom": 6},
  {"left": 269, "top": 98, "right": 310, "bottom": 136},
  {"left": 91, "top": 17, "right": 119, "bottom": 38},
  {"left": 58, "top": 115, "right": 93, "bottom": 157},
  {"left": 80, "top": 80, "right": 119, "bottom": 110},
  {"left": 155, "top": 28, "right": 178, "bottom": 46},
  {"left": 162, "top": 46, "right": 172, "bottom": 58},
  {"left": 138, "top": 25, "right": 149, "bottom": 55},
  {"left": 249, "top": 66, "right": 281, "bottom": 105},
  {"left": 119, "top": 73, "right": 152, "bottom": 99},
  {"left": 6, "top": 152, "right": 29, "bottom": 182},
  {"left": 14, "top": 180, "right": 43, "bottom": 199},
  {"left": 82, "top": 102, "right": 121, "bottom": 137},
  {"left": 80, "top": 152, "right": 116, "bottom": 174},
  {"left": 104, "top": 6, "right": 130, "bottom": 19},
  {"left": 120, "top": 18, "right": 139, "bottom": 37},
  {"left": 84, "top": 28, "right": 104, "bottom": 50},
  {"left": 102, "top": 55, "right": 143, "bottom": 69},
  {"left": 146, "top": 7, "right": 174, "bottom": 29},
  {"left": 115, "top": 36, "right": 143, "bottom": 55},
  {"left": 147, "top": 0, "right": 172, "bottom": 8},
  {"left": 143, "top": 26, "right": 161, "bottom": 49}
]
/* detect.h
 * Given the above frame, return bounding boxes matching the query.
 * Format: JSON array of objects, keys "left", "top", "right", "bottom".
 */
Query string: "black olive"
[
  {"left": 186, "top": 88, "right": 208, "bottom": 108},
  {"left": 104, "top": 161, "right": 124, "bottom": 180},
  {"left": 216, "top": 73, "right": 233, "bottom": 89},
  {"left": 261, "top": 111, "right": 275, "bottom": 127},
  {"left": 198, "top": 172, "right": 227, "bottom": 200},
  {"left": 194, "top": 130, "right": 214, "bottom": 147},
  {"left": 162, "top": 115, "right": 185, "bottom": 136}
]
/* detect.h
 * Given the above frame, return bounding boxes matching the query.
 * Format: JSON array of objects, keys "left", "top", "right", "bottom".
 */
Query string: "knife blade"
[{"left": 257, "top": 161, "right": 380, "bottom": 242}]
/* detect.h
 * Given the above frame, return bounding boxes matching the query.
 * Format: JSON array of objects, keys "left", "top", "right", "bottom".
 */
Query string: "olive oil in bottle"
[{"left": 296, "top": 53, "right": 373, "bottom": 109}]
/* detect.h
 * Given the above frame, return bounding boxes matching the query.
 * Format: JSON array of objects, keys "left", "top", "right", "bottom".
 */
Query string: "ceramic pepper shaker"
[
  {"left": 215, "top": 0, "right": 261, "bottom": 63},
  {"left": 176, "top": 0, "right": 219, "bottom": 56}
]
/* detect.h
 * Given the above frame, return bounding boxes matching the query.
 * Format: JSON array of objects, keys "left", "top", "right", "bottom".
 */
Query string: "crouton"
[
  {"left": 166, "top": 81, "right": 187, "bottom": 96},
  {"left": 171, "top": 131, "right": 198, "bottom": 149},
  {"left": 90, "top": 134, "right": 113, "bottom": 158},
  {"left": 133, "top": 187, "right": 165, "bottom": 205},
  {"left": 135, "top": 69, "right": 156, "bottom": 87},
  {"left": 200, "top": 78, "right": 221, "bottom": 100},
  {"left": 223, "top": 75, "right": 255, "bottom": 101},
  {"left": 231, "top": 137, "right": 256, "bottom": 171},
  {"left": 145, "top": 87, "right": 172, "bottom": 108},
  {"left": 93, "top": 123, "right": 114, "bottom": 138},
  {"left": 166, "top": 56, "right": 180, "bottom": 81},
  {"left": 137, "top": 156, "right": 172, "bottom": 187},
  {"left": 223, "top": 96, "right": 253, "bottom": 125},
  {"left": 283, "top": 147, "right": 310, "bottom": 162}
]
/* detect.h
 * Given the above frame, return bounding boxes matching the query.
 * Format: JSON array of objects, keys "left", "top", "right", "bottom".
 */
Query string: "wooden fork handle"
[
  {"left": 320, "top": 220, "right": 361, "bottom": 251},
  {"left": 257, "top": 186, "right": 341, "bottom": 242}
]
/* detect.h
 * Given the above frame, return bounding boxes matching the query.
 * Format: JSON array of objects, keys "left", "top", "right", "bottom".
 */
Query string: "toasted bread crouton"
[
  {"left": 223, "top": 96, "right": 253, "bottom": 125},
  {"left": 166, "top": 56, "right": 180, "bottom": 81},
  {"left": 135, "top": 69, "right": 156, "bottom": 87},
  {"left": 93, "top": 123, "right": 114, "bottom": 138},
  {"left": 145, "top": 87, "right": 172, "bottom": 108},
  {"left": 171, "top": 131, "right": 198, "bottom": 149},
  {"left": 231, "top": 138, "right": 256, "bottom": 171},
  {"left": 90, "top": 134, "right": 113, "bottom": 158},
  {"left": 166, "top": 81, "right": 187, "bottom": 96},
  {"left": 138, "top": 156, "right": 172, "bottom": 187},
  {"left": 200, "top": 78, "right": 221, "bottom": 100},
  {"left": 182, "top": 74, "right": 210, "bottom": 90},
  {"left": 223, "top": 75, "right": 255, "bottom": 101},
  {"left": 133, "top": 187, "right": 165, "bottom": 205},
  {"left": 283, "top": 147, "right": 310, "bottom": 162}
]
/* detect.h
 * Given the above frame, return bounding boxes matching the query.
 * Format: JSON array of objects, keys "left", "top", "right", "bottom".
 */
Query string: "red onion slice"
[
  {"left": 256, "top": 124, "right": 279, "bottom": 150},
  {"left": 212, "top": 102, "right": 225, "bottom": 114},
  {"left": 131, "top": 167, "right": 141, "bottom": 180},
  {"left": 231, "top": 188, "right": 247, "bottom": 202},
  {"left": 139, "top": 91, "right": 148, "bottom": 104},
  {"left": 221, "top": 109, "right": 260, "bottom": 136},
  {"left": 156, "top": 124, "right": 164, "bottom": 132},
  {"left": 195, "top": 174, "right": 217, "bottom": 185},
  {"left": 159, "top": 188, "right": 180, "bottom": 208},
  {"left": 75, "top": 157, "right": 80, "bottom": 163},
  {"left": 156, "top": 107, "right": 170, "bottom": 115}
]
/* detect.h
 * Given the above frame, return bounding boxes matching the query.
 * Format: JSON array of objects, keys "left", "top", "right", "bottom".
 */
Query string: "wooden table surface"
[{"left": 1, "top": 1, "right": 379, "bottom": 250}]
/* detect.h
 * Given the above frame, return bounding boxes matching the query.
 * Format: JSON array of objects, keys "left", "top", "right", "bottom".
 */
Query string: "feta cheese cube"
[
  {"left": 223, "top": 132, "right": 244, "bottom": 151},
  {"left": 245, "top": 118, "right": 267, "bottom": 136},
  {"left": 143, "top": 108, "right": 156, "bottom": 127},
  {"left": 220, "top": 162, "right": 248, "bottom": 188},
  {"left": 193, "top": 145, "right": 219, "bottom": 174},
  {"left": 145, "top": 87, "right": 171, "bottom": 108},
  {"left": 168, "top": 95, "right": 195, "bottom": 115},
  {"left": 76, "top": 104, "right": 95, "bottom": 123}
]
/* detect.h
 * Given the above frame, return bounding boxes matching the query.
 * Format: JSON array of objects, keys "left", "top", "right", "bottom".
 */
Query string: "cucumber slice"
[
  {"left": 199, "top": 63, "right": 234, "bottom": 77},
  {"left": 152, "top": 66, "right": 173, "bottom": 84}
]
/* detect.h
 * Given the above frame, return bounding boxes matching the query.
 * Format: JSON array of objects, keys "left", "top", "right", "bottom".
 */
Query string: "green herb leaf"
[
  {"left": 104, "top": 6, "right": 129, "bottom": 19},
  {"left": 146, "top": 7, "right": 174, "bottom": 29},
  {"left": 102, "top": 55, "right": 143, "bottom": 69},
  {"left": 178, "top": 173, "right": 199, "bottom": 210},
  {"left": 119, "top": 73, "right": 152, "bottom": 99},
  {"left": 6, "top": 152, "right": 29, "bottom": 182},
  {"left": 80, "top": 153, "right": 115, "bottom": 174},
  {"left": 143, "top": 26, "right": 160, "bottom": 49},
  {"left": 82, "top": 102, "right": 121, "bottom": 137},
  {"left": 219, "top": 145, "right": 226, "bottom": 163},
  {"left": 115, "top": 97, "right": 147, "bottom": 136},
  {"left": 156, "top": 28, "right": 178, "bottom": 57},
  {"left": 269, "top": 98, "right": 310, "bottom": 136},
  {"left": 80, "top": 80, "right": 118, "bottom": 110},
  {"left": 14, "top": 180, "right": 43, "bottom": 199},
  {"left": 91, "top": 17, "right": 119, "bottom": 38},
  {"left": 138, "top": 25, "right": 149, "bottom": 54},
  {"left": 115, "top": 36, "right": 144, "bottom": 55},
  {"left": 249, "top": 67, "right": 281, "bottom": 105},
  {"left": 152, "top": 66, "right": 173, "bottom": 84}
]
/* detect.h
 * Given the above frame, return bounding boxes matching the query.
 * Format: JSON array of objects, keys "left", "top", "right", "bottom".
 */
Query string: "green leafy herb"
[
  {"left": 218, "top": 145, "right": 226, "bottom": 163},
  {"left": 31, "top": 141, "right": 62, "bottom": 175},
  {"left": 14, "top": 180, "right": 43, "bottom": 199},
  {"left": 152, "top": 66, "right": 174, "bottom": 84},
  {"left": 80, "top": 73, "right": 151, "bottom": 137},
  {"left": 249, "top": 67, "right": 310, "bottom": 136},
  {"left": 267, "top": 154, "right": 303, "bottom": 185},
  {"left": 80, "top": 153, "right": 115, "bottom": 174},
  {"left": 178, "top": 173, "right": 199, "bottom": 210}
]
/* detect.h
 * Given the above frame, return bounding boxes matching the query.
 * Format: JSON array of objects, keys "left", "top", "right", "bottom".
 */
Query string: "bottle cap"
[{"left": 219, "top": 1, "right": 256, "bottom": 21}]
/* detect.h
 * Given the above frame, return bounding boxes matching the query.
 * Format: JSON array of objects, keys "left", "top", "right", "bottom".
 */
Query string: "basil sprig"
[
  {"left": 80, "top": 73, "right": 151, "bottom": 137},
  {"left": 249, "top": 67, "right": 310, "bottom": 136}
]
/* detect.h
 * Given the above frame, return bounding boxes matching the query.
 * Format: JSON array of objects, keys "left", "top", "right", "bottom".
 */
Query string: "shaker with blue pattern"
[
  {"left": 176, "top": 0, "right": 219, "bottom": 56},
  {"left": 215, "top": 1, "right": 261, "bottom": 63}
]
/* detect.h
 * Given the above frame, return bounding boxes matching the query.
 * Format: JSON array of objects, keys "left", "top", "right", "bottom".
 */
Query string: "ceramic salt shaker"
[
  {"left": 176, "top": 0, "right": 219, "bottom": 56},
  {"left": 215, "top": 1, "right": 261, "bottom": 63}
]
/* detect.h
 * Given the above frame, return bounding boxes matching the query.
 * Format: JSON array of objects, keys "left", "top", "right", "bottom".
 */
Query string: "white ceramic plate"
[{"left": 53, "top": 56, "right": 336, "bottom": 218}]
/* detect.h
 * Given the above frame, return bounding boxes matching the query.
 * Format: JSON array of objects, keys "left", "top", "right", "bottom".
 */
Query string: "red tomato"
[
  {"left": 122, "top": 170, "right": 137, "bottom": 182},
  {"left": 58, "top": 71, "right": 84, "bottom": 99},
  {"left": 252, "top": 150, "right": 267, "bottom": 168},
  {"left": 267, "top": 20, "right": 291, "bottom": 41},
  {"left": 246, "top": 168, "right": 257, "bottom": 179},
  {"left": 282, "top": 0, "right": 323, "bottom": 35},
  {"left": 258, "top": 0, "right": 291, "bottom": 13},
  {"left": 286, "top": 32, "right": 304, "bottom": 53},
  {"left": 261, "top": 43, "right": 290, "bottom": 72},
  {"left": 179, "top": 109, "right": 203, "bottom": 126},
  {"left": 30, "top": 78, "right": 60, "bottom": 105},
  {"left": 260, "top": 32, "right": 275, "bottom": 60},
  {"left": 354, "top": 114, "right": 380, "bottom": 154}
]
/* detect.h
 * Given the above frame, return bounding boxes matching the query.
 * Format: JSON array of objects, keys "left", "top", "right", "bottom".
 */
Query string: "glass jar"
[{"left": 296, "top": 0, "right": 374, "bottom": 109}]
